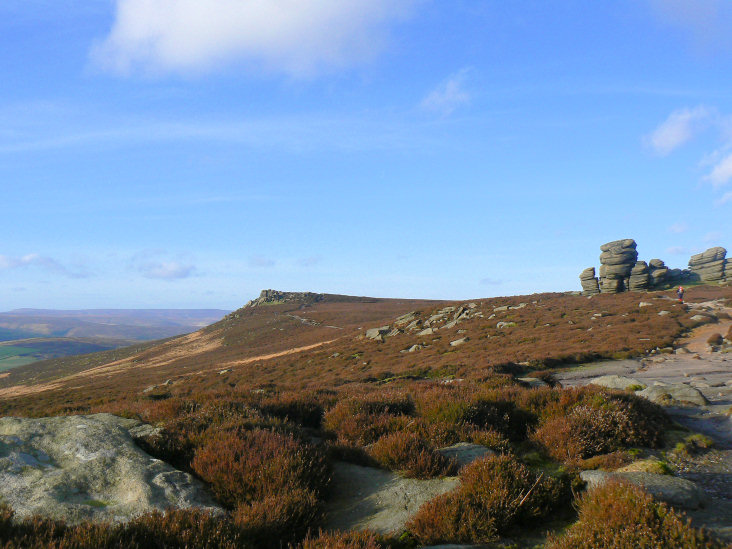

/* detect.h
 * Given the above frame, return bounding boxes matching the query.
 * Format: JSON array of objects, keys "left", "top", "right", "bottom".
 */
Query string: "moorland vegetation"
[{"left": 0, "top": 286, "right": 730, "bottom": 547}]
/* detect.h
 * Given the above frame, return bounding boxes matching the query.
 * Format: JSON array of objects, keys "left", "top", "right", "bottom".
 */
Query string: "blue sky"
[{"left": 1, "top": 0, "right": 731, "bottom": 309}]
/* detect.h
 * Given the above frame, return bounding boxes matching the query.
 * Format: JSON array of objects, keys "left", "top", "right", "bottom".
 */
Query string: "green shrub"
[
  {"left": 367, "top": 432, "right": 457, "bottom": 478},
  {"left": 545, "top": 480, "right": 724, "bottom": 548},
  {"left": 406, "top": 455, "right": 569, "bottom": 544}
]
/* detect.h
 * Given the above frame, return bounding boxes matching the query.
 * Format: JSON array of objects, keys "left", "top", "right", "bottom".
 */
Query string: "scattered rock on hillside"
[
  {"left": 323, "top": 462, "right": 459, "bottom": 535},
  {"left": 517, "top": 377, "right": 550, "bottom": 389},
  {"left": 245, "top": 289, "right": 325, "bottom": 307},
  {"left": 580, "top": 470, "right": 706, "bottom": 509},
  {"left": 0, "top": 414, "right": 222, "bottom": 524},
  {"left": 590, "top": 375, "right": 645, "bottom": 391},
  {"left": 365, "top": 326, "right": 390, "bottom": 341}
]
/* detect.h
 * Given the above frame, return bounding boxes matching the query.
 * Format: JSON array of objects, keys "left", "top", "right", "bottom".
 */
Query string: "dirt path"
[{"left": 555, "top": 298, "right": 732, "bottom": 542}]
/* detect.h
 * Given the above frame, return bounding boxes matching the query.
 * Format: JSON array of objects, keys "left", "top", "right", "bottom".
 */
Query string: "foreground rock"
[
  {"left": 590, "top": 374, "right": 645, "bottom": 391},
  {"left": 0, "top": 414, "right": 222, "bottom": 524},
  {"left": 580, "top": 470, "right": 707, "bottom": 509},
  {"left": 324, "top": 462, "right": 459, "bottom": 534},
  {"left": 637, "top": 384, "right": 709, "bottom": 407}
]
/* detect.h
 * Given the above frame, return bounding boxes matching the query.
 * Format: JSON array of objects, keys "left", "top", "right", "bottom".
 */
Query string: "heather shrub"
[
  {"left": 468, "top": 428, "right": 512, "bottom": 453},
  {"left": 258, "top": 393, "right": 324, "bottom": 429},
  {"left": 532, "top": 392, "right": 668, "bottom": 463},
  {"left": 323, "top": 401, "right": 413, "bottom": 445},
  {"left": 233, "top": 488, "right": 322, "bottom": 548},
  {"left": 299, "top": 530, "right": 392, "bottom": 549},
  {"left": 191, "top": 429, "right": 331, "bottom": 508},
  {"left": 545, "top": 481, "right": 724, "bottom": 548},
  {"left": 579, "top": 451, "right": 633, "bottom": 471},
  {"left": 0, "top": 505, "right": 248, "bottom": 548},
  {"left": 407, "top": 455, "right": 569, "bottom": 544},
  {"left": 367, "top": 432, "right": 457, "bottom": 478},
  {"left": 727, "top": 325, "right": 732, "bottom": 341},
  {"left": 707, "top": 333, "right": 724, "bottom": 346}
]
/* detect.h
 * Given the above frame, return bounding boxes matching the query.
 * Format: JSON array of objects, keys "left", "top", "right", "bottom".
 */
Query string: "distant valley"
[{"left": 0, "top": 308, "right": 229, "bottom": 371}]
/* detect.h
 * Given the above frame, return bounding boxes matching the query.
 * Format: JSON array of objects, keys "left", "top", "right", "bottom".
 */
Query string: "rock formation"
[
  {"left": 688, "top": 247, "right": 727, "bottom": 284},
  {"left": 628, "top": 261, "right": 650, "bottom": 292},
  {"left": 0, "top": 414, "right": 221, "bottom": 524},
  {"left": 648, "top": 259, "right": 669, "bottom": 287},
  {"left": 598, "top": 239, "right": 638, "bottom": 293},
  {"left": 579, "top": 241, "right": 728, "bottom": 294},
  {"left": 579, "top": 267, "right": 600, "bottom": 295},
  {"left": 246, "top": 289, "right": 325, "bottom": 307}
]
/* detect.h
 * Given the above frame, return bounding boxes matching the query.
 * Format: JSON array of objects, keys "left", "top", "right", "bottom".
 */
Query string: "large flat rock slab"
[
  {"left": 0, "top": 413, "right": 222, "bottom": 524},
  {"left": 580, "top": 470, "right": 707, "bottom": 509},
  {"left": 323, "top": 462, "right": 459, "bottom": 535}
]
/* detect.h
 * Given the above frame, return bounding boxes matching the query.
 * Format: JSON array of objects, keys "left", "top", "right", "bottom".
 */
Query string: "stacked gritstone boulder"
[
  {"left": 598, "top": 239, "right": 638, "bottom": 293},
  {"left": 689, "top": 247, "right": 727, "bottom": 284},
  {"left": 628, "top": 261, "right": 650, "bottom": 291},
  {"left": 648, "top": 259, "right": 669, "bottom": 288},
  {"left": 579, "top": 267, "right": 600, "bottom": 295}
]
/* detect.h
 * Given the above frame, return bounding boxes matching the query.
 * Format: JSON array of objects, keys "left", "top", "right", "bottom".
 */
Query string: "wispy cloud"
[
  {"left": 130, "top": 250, "right": 195, "bottom": 280},
  {"left": 666, "top": 246, "right": 690, "bottom": 255},
  {"left": 715, "top": 191, "right": 732, "bottom": 205},
  {"left": 297, "top": 256, "right": 322, "bottom": 267},
  {"left": 667, "top": 222, "right": 689, "bottom": 234},
  {"left": 0, "top": 253, "right": 87, "bottom": 278},
  {"left": 644, "top": 105, "right": 712, "bottom": 155},
  {"left": 249, "top": 255, "right": 275, "bottom": 268},
  {"left": 480, "top": 277, "right": 503, "bottom": 286},
  {"left": 421, "top": 68, "right": 473, "bottom": 116},
  {"left": 704, "top": 151, "right": 732, "bottom": 188},
  {"left": 703, "top": 231, "right": 722, "bottom": 244},
  {"left": 648, "top": 0, "right": 732, "bottom": 55},
  {"left": 91, "top": 0, "right": 415, "bottom": 77}
]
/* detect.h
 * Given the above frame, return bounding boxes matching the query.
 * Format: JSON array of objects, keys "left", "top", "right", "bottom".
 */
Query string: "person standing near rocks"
[{"left": 677, "top": 286, "right": 684, "bottom": 303}]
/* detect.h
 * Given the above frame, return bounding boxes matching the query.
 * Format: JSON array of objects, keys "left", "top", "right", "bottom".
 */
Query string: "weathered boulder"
[
  {"left": 590, "top": 375, "right": 645, "bottom": 391},
  {"left": 323, "top": 462, "right": 458, "bottom": 534},
  {"left": 0, "top": 414, "right": 222, "bottom": 524},
  {"left": 436, "top": 443, "right": 494, "bottom": 469},
  {"left": 637, "top": 384, "right": 709, "bottom": 407},
  {"left": 580, "top": 470, "right": 706, "bottom": 509},
  {"left": 689, "top": 247, "right": 727, "bottom": 284},
  {"left": 628, "top": 261, "right": 650, "bottom": 291},
  {"left": 599, "top": 239, "right": 638, "bottom": 293},
  {"left": 365, "top": 326, "right": 390, "bottom": 341},
  {"left": 579, "top": 267, "right": 600, "bottom": 296}
]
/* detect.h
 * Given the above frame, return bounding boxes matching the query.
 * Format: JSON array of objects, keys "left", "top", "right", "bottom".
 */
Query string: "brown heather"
[
  {"left": 366, "top": 431, "right": 457, "bottom": 478},
  {"left": 406, "top": 454, "right": 570, "bottom": 545},
  {"left": 545, "top": 480, "right": 725, "bottom": 548}
]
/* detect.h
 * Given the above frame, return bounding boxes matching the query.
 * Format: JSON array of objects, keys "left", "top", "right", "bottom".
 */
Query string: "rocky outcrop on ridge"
[
  {"left": 598, "top": 239, "right": 638, "bottom": 293},
  {"left": 689, "top": 247, "right": 728, "bottom": 284},
  {"left": 0, "top": 414, "right": 222, "bottom": 524},
  {"left": 245, "top": 289, "right": 325, "bottom": 307},
  {"left": 580, "top": 241, "right": 728, "bottom": 295},
  {"left": 579, "top": 267, "right": 600, "bottom": 295}
]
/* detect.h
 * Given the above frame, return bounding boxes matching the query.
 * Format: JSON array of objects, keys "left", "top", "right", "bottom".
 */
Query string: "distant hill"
[
  {"left": 0, "top": 309, "right": 229, "bottom": 342},
  {"left": 0, "top": 309, "right": 229, "bottom": 372}
]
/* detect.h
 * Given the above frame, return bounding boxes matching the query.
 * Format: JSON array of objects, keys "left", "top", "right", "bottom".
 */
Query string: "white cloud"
[
  {"left": 297, "top": 256, "right": 322, "bottom": 267},
  {"left": 645, "top": 105, "right": 712, "bottom": 155},
  {"left": 705, "top": 151, "right": 732, "bottom": 188},
  {"left": 91, "top": 0, "right": 414, "bottom": 77},
  {"left": 703, "top": 231, "right": 722, "bottom": 243},
  {"left": 421, "top": 68, "right": 473, "bottom": 116},
  {"left": 479, "top": 277, "right": 503, "bottom": 286},
  {"left": 667, "top": 222, "right": 688, "bottom": 234},
  {"left": 131, "top": 250, "right": 195, "bottom": 280},
  {"left": 666, "top": 246, "right": 690, "bottom": 255}
]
